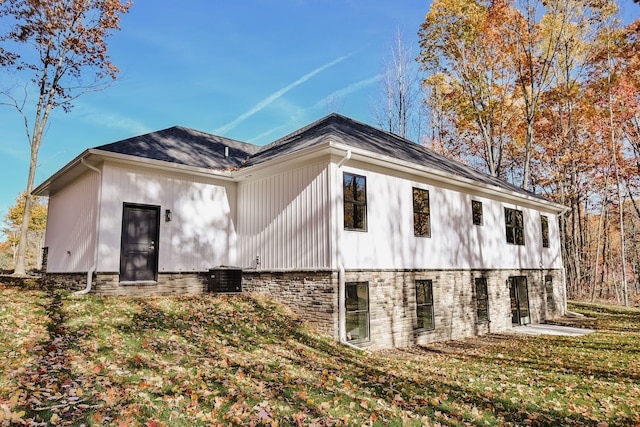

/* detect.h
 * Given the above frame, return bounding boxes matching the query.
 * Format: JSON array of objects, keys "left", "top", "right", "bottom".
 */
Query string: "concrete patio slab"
[{"left": 512, "top": 324, "right": 595, "bottom": 337}]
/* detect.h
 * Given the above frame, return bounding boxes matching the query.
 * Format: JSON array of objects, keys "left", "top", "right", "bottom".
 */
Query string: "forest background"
[{"left": 1, "top": 0, "right": 639, "bottom": 306}]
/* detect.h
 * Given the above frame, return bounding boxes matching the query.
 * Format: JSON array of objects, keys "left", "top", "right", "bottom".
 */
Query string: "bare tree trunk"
[
  {"left": 606, "top": 31, "right": 629, "bottom": 307},
  {"left": 600, "top": 207, "right": 611, "bottom": 300},
  {"left": 592, "top": 199, "right": 607, "bottom": 302},
  {"left": 374, "top": 29, "right": 421, "bottom": 142},
  {"left": 522, "top": 119, "right": 534, "bottom": 190},
  {"left": 14, "top": 134, "right": 40, "bottom": 275},
  {"left": 613, "top": 162, "right": 629, "bottom": 306}
]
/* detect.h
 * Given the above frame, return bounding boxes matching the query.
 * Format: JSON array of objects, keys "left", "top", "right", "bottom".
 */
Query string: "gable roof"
[
  {"left": 246, "top": 113, "right": 543, "bottom": 202},
  {"left": 95, "top": 125, "right": 260, "bottom": 170}
]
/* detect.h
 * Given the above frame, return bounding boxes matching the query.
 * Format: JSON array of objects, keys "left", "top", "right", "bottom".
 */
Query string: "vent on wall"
[{"left": 208, "top": 267, "right": 242, "bottom": 293}]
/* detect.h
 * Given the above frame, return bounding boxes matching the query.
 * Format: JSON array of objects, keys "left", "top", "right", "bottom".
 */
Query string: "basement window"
[
  {"left": 415, "top": 280, "right": 435, "bottom": 331},
  {"left": 545, "top": 276, "right": 555, "bottom": 310},
  {"left": 345, "top": 282, "right": 370, "bottom": 342},
  {"left": 475, "top": 278, "right": 489, "bottom": 322}
]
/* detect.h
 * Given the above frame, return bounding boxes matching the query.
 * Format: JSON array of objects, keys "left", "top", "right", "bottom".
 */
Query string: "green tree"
[{"left": 0, "top": 0, "right": 131, "bottom": 275}]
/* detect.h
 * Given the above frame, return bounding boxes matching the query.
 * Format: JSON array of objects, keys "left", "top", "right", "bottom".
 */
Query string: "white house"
[{"left": 35, "top": 114, "right": 567, "bottom": 350}]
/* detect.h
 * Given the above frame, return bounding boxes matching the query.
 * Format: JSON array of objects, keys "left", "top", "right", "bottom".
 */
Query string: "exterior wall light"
[{"left": 165, "top": 209, "right": 172, "bottom": 222}]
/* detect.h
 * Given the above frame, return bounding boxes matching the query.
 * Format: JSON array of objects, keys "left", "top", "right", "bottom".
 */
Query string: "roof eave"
[
  {"left": 327, "top": 142, "right": 567, "bottom": 213},
  {"left": 89, "top": 149, "right": 236, "bottom": 180},
  {"left": 232, "top": 139, "right": 565, "bottom": 213},
  {"left": 33, "top": 149, "right": 236, "bottom": 197},
  {"left": 32, "top": 149, "right": 92, "bottom": 197}
]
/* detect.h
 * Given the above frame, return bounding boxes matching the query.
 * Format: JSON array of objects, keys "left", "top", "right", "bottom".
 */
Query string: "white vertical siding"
[
  {"left": 238, "top": 161, "right": 331, "bottom": 269},
  {"left": 336, "top": 164, "right": 564, "bottom": 270},
  {"left": 98, "top": 163, "right": 237, "bottom": 272},
  {"left": 45, "top": 171, "right": 99, "bottom": 272}
]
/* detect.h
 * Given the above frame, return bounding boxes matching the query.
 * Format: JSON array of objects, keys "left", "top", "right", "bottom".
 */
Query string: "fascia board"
[
  {"left": 33, "top": 149, "right": 236, "bottom": 196},
  {"left": 32, "top": 149, "right": 92, "bottom": 196},
  {"left": 88, "top": 149, "right": 236, "bottom": 180}
]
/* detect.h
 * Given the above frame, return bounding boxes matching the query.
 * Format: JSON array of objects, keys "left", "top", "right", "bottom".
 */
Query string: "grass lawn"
[{"left": 0, "top": 278, "right": 639, "bottom": 426}]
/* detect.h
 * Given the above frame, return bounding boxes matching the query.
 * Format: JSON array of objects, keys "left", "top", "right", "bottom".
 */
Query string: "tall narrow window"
[
  {"left": 541, "top": 215, "right": 550, "bottom": 248},
  {"left": 505, "top": 207, "right": 525, "bottom": 245},
  {"left": 475, "top": 278, "right": 489, "bottom": 322},
  {"left": 472, "top": 200, "right": 483, "bottom": 225},
  {"left": 413, "top": 188, "right": 430, "bottom": 237},
  {"left": 545, "top": 276, "right": 555, "bottom": 310},
  {"left": 415, "top": 280, "right": 435, "bottom": 330},
  {"left": 345, "top": 282, "right": 370, "bottom": 342},
  {"left": 344, "top": 173, "right": 367, "bottom": 231}
]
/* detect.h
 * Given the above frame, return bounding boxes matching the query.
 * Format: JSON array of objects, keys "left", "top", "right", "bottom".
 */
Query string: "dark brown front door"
[{"left": 120, "top": 204, "right": 159, "bottom": 282}]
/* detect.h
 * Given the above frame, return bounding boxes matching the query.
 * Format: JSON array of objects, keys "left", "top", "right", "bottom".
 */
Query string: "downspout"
[
  {"left": 75, "top": 158, "right": 101, "bottom": 295},
  {"left": 336, "top": 149, "right": 351, "bottom": 168},
  {"left": 335, "top": 150, "right": 369, "bottom": 353}
]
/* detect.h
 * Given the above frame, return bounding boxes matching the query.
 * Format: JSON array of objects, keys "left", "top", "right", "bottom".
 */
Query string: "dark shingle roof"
[
  {"left": 89, "top": 114, "right": 545, "bottom": 203},
  {"left": 95, "top": 126, "right": 260, "bottom": 170},
  {"left": 245, "top": 113, "right": 541, "bottom": 200}
]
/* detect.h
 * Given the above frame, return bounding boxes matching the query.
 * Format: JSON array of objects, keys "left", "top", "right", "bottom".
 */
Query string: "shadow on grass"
[
  {"left": 11, "top": 290, "right": 635, "bottom": 426},
  {"left": 95, "top": 293, "right": 617, "bottom": 426},
  {"left": 563, "top": 301, "right": 640, "bottom": 333},
  {"left": 0, "top": 274, "right": 42, "bottom": 290},
  {"left": 12, "top": 286, "right": 101, "bottom": 425}
]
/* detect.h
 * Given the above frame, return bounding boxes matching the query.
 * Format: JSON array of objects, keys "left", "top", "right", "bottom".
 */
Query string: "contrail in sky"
[
  {"left": 313, "top": 74, "right": 382, "bottom": 110},
  {"left": 214, "top": 52, "right": 356, "bottom": 135},
  {"left": 245, "top": 75, "right": 381, "bottom": 145}
]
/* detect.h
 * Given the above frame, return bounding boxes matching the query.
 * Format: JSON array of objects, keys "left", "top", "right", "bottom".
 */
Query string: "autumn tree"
[
  {"left": 497, "top": 0, "right": 572, "bottom": 190},
  {"left": 0, "top": 0, "right": 132, "bottom": 275},
  {"left": 3, "top": 191, "right": 48, "bottom": 270},
  {"left": 0, "top": 242, "right": 11, "bottom": 270},
  {"left": 534, "top": 0, "right": 619, "bottom": 294},
  {"left": 595, "top": 17, "right": 639, "bottom": 306},
  {"left": 420, "top": 73, "right": 464, "bottom": 159},
  {"left": 610, "top": 20, "right": 640, "bottom": 170},
  {"left": 418, "top": 0, "right": 521, "bottom": 178},
  {"left": 559, "top": 13, "right": 639, "bottom": 302},
  {"left": 417, "top": 0, "right": 640, "bottom": 300}
]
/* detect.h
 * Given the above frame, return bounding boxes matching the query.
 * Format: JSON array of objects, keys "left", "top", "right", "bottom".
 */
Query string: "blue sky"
[
  {"left": 0, "top": 0, "right": 431, "bottom": 221},
  {"left": 0, "top": 0, "right": 638, "bottom": 224}
]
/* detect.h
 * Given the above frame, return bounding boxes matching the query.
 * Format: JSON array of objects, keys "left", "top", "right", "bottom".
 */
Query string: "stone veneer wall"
[
  {"left": 238, "top": 268, "right": 564, "bottom": 350},
  {"left": 43, "top": 272, "right": 207, "bottom": 296},
  {"left": 43, "top": 267, "right": 565, "bottom": 350},
  {"left": 241, "top": 270, "right": 338, "bottom": 337},
  {"left": 342, "top": 268, "right": 565, "bottom": 350}
]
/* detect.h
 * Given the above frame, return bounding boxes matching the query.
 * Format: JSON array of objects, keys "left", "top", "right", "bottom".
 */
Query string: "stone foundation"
[
  {"left": 43, "top": 272, "right": 207, "bottom": 296},
  {"left": 242, "top": 270, "right": 337, "bottom": 336},
  {"left": 43, "top": 267, "right": 565, "bottom": 350},
  {"left": 342, "top": 268, "right": 565, "bottom": 350}
]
